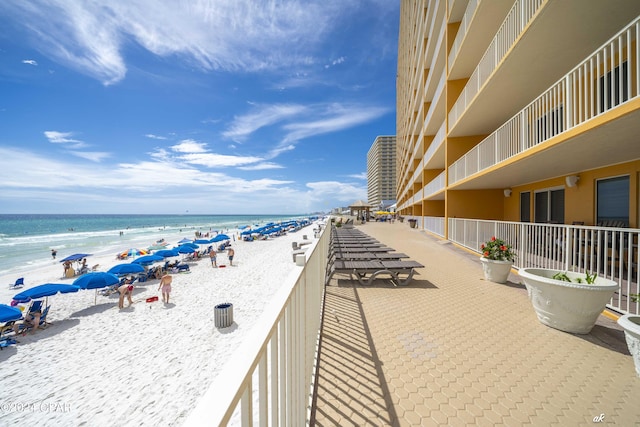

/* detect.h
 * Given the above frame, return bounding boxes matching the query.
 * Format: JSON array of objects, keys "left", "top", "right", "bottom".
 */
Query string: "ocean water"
[{"left": 0, "top": 214, "right": 307, "bottom": 277}]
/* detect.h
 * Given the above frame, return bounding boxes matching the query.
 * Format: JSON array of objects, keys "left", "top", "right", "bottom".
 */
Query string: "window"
[
  {"left": 597, "top": 176, "right": 629, "bottom": 226},
  {"left": 534, "top": 189, "right": 564, "bottom": 223},
  {"left": 599, "top": 61, "right": 628, "bottom": 112},
  {"left": 520, "top": 192, "right": 531, "bottom": 223}
]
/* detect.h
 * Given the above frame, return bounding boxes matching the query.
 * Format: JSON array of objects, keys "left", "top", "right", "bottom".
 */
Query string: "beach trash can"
[
  {"left": 214, "top": 303, "right": 233, "bottom": 328},
  {"left": 408, "top": 219, "right": 417, "bottom": 228}
]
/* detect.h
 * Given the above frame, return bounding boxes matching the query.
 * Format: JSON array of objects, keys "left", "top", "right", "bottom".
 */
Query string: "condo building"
[
  {"left": 396, "top": 1, "right": 640, "bottom": 315},
  {"left": 367, "top": 135, "right": 397, "bottom": 209}
]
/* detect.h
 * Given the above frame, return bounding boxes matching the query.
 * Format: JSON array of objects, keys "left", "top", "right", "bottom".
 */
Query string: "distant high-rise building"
[{"left": 367, "top": 135, "right": 396, "bottom": 209}]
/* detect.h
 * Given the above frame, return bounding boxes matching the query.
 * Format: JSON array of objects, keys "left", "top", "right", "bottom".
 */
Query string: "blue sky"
[{"left": 0, "top": 1, "right": 398, "bottom": 215}]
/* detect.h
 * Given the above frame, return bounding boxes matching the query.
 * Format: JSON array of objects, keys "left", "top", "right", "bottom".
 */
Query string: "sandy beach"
[{"left": 0, "top": 224, "right": 318, "bottom": 426}]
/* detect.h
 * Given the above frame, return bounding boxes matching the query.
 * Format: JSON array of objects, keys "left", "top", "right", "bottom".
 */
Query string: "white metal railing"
[
  {"left": 184, "top": 226, "right": 329, "bottom": 426},
  {"left": 423, "top": 170, "right": 446, "bottom": 198},
  {"left": 448, "top": 0, "right": 545, "bottom": 128},
  {"left": 423, "top": 216, "right": 446, "bottom": 237},
  {"left": 449, "top": 15, "right": 640, "bottom": 185},
  {"left": 448, "top": 0, "right": 479, "bottom": 70},
  {"left": 448, "top": 218, "right": 640, "bottom": 315}
]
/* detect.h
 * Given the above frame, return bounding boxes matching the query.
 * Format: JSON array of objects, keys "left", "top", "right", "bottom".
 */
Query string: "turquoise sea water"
[{"left": 0, "top": 214, "right": 307, "bottom": 276}]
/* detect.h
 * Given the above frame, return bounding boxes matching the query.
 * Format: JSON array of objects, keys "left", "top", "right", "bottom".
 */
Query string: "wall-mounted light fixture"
[
  {"left": 565, "top": 175, "right": 580, "bottom": 188},
  {"left": 503, "top": 189, "right": 512, "bottom": 197}
]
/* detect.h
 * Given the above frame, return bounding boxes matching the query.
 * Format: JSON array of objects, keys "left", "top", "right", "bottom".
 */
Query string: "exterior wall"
[{"left": 397, "top": 0, "right": 640, "bottom": 237}]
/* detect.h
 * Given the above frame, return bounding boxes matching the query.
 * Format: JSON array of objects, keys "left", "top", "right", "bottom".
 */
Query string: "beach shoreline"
[{"left": 0, "top": 219, "right": 321, "bottom": 426}]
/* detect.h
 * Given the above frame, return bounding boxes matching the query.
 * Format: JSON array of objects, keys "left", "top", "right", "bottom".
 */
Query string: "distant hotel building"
[
  {"left": 396, "top": 1, "right": 640, "bottom": 235},
  {"left": 367, "top": 135, "right": 397, "bottom": 209}
]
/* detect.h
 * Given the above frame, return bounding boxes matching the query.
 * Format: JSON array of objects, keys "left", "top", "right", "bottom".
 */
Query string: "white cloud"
[
  {"left": 178, "top": 152, "right": 263, "bottom": 168},
  {"left": 22, "top": 59, "right": 38, "bottom": 66},
  {"left": 347, "top": 172, "right": 367, "bottom": 180},
  {"left": 68, "top": 151, "right": 111, "bottom": 162},
  {"left": 324, "top": 56, "right": 346, "bottom": 68},
  {"left": 4, "top": 0, "right": 355, "bottom": 85},
  {"left": 145, "top": 134, "right": 167, "bottom": 140},
  {"left": 238, "top": 162, "right": 284, "bottom": 171},
  {"left": 44, "top": 130, "right": 82, "bottom": 144},
  {"left": 223, "top": 103, "right": 308, "bottom": 142},
  {"left": 171, "top": 139, "right": 208, "bottom": 153}
]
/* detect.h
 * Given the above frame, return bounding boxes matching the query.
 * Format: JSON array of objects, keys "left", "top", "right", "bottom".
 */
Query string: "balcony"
[
  {"left": 449, "top": 16, "right": 640, "bottom": 189},
  {"left": 448, "top": 0, "right": 640, "bottom": 137}
]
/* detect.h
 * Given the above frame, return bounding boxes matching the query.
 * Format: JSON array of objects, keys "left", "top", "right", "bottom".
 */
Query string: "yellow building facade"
[{"left": 397, "top": 0, "right": 640, "bottom": 236}]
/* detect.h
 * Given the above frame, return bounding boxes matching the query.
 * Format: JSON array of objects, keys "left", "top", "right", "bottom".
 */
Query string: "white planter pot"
[
  {"left": 519, "top": 268, "right": 618, "bottom": 334},
  {"left": 480, "top": 258, "right": 513, "bottom": 284},
  {"left": 617, "top": 314, "right": 640, "bottom": 377}
]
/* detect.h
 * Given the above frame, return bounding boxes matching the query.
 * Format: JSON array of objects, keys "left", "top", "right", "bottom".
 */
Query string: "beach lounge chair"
[
  {"left": 9, "top": 278, "right": 24, "bottom": 290},
  {"left": 15, "top": 305, "right": 50, "bottom": 334},
  {"left": 325, "top": 259, "right": 424, "bottom": 286}
]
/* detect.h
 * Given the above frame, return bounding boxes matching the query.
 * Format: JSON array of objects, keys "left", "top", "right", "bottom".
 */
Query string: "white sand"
[{"left": 0, "top": 225, "right": 318, "bottom": 426}]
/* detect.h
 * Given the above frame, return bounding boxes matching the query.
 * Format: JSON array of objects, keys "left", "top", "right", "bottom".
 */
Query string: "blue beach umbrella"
[
  {"left": 177, "top": 238, "right": 193, "bottom": 244},
  {"left": 194, "top": 239, "right": 211, "bottom": 245},
  {"left": 132, "top": 255, "right": 164, "bottom": 266},
  {"left": 72, "top": 272, "right": 120, "bottom": 290},
  {"left": 181, "top": 242, "right": 199, "bottom": 249},
  {"left": 175, "top": 245, "right": 196, "bottom": 254},
  {"left": 60, "top": 253, "right": 92, "bottom": 262},
  {"left": 154, "top": 249, "right": 180, "bottom": 258},
  {"left": 107, "top": 263, "right": 145, "bottom": 277},
  {"left": 210, "top": 234, "right": 230, "bottom": 242},
  {"left": 73, "top": 272, "right": 120, "bottom": 304},
  {"left": 0, "top": 304, "right": 23, "bottom": 322},
  {"left": 13, "top": 283, "right": 80, "bottom": 304}
]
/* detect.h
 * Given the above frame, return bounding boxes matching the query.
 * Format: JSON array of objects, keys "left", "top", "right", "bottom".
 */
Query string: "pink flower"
[
  {"left": 484, "top": 251, "right": 489, "bottom": 257},
  {"left": 491, "top": 236, "right": 496, "bottom": 241}
]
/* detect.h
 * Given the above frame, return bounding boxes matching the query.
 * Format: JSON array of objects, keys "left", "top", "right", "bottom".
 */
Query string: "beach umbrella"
[
  {"left": 210, "top": 234, "right": 230, "bottom": 242},
  {"left": 13, "top": 283, "right": 80, "bottom": 304},
  {"left": 194, "top": 239, "right": 211, "bottom": 245},
  {"left": 107, "top": 263, "right": 145, "bottom": 277},
  {"left": 177, "top": 238, "right": 193, "bottom": 244},
  {"left": 154, "top": 249, "right": 180, "bottom": 258},
  {"left": 121, "top": 248, "right": 147, "bottom": 258},
  {"left": 132, "top": 255, "right": 164, "bottom": 265},
  {"left": 175, "top": 245, "right": 196, "bottom": 254},
  {"left": 0, "top": 304, "right": 23, "bottom": 322},
  {"left": 72, "top": 272, "right": 120, "bottom": 290},
  {"left": 73, "top": 272, "right": 120, "bottom": 304},
  {"left": 181, "top": 242, "right": 199, "bottom": 249},
  {"left": 60, "top": 253, "right": 92, "bottom": 262}
]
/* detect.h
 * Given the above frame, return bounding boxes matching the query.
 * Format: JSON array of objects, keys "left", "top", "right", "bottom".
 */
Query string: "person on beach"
[
  {"left": 13, "top": 309, "right": 41, "bottom": 334},
  {"left": 227, "top": 247, "right": 235, "bottom": 266},
  {"left": 118, "top": 278, "right": 134, "bottom": 309},
  {"left": 51, "top": 249, "right": 57, "bottom": 259},
  {"left": 158, "top": 273, "right": 172, "bottom": 304},
  {"left": 209, "top": 249, "right": 217, "bottom": 268}
]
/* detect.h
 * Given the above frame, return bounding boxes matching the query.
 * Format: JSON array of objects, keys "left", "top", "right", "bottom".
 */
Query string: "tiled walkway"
[{"left": 311, "top": 221, "right": 640, "bottom": 426}]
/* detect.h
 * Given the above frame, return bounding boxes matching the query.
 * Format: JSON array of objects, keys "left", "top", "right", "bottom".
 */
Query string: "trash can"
[
  {"left": 214, "top": 303, "right": 233, "bottom": 328},
  {"left": 408, "top": 219, "right": 417, "bottom": 229}
]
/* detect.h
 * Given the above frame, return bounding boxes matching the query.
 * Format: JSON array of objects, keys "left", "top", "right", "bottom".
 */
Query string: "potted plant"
[
  {"left": 479, "top": 237, "right": 515, "bottom": 284},
  {"left": 519, "top": 269, "right": 618, "bottom": 334},
  {"left": 618, "top": 293, "right": 640, "bottom": 377}
]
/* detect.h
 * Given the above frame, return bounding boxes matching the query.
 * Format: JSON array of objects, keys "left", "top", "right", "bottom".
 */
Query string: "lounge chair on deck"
[{"left": 325, "top": 259, "right": 424, "bottom": 286}]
